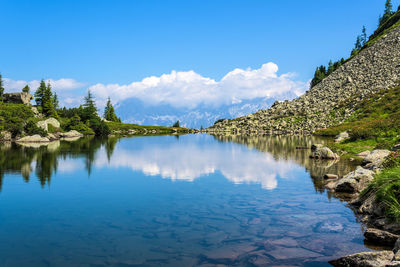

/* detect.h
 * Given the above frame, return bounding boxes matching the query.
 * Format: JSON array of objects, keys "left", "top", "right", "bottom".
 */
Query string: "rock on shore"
[
  {"left": 310, "top": 144, "right": 339, "bottom": 160},
  {"left": 16, "top": 135, "right": 50, "bottom": 143},
  {"left": 329, "top": 251, "right": 395, "bottom": 267}
]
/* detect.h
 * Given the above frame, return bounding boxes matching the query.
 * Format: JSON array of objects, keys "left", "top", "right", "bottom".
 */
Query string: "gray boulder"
[
  {"left": 59, "top": 130, "right": 83, "bottom": 138},
  {"left": 36, "top": 117, "right": 60, "bottom": 132},
  {"left": 36, "top": 121, "right": 48, "bottom": 131},
  {"left": 0, "top": 131, "right": 12, "bottom": 141},
  {"left": 335, "top": 166, "right": 375, "bottom": 193},
  {"left": 310, "top": 144, "right": 339, "bottom": 160},
  {"left": 364, "top": 228, "right": 400, "bottom": 247},
  {"left": 16, "top": 135, "right": 50, "bottom": 143},
  {"left": 3, "top": 92, "right": 33, "bottom": 105},
  {"left": 357, "top": 150, "right": 371, "bottom": 158},
  {"left": 363, "top": 149, "right": 391, "bottom": 169},
  {"left": 329, "top": 251, "right": 394, "bottom": 267},
  {"left": 45, "top": 118, "right": 60, "bottom": 128},
  {"left": 335, "top": 131, "right": 349, "bottom": 143}
]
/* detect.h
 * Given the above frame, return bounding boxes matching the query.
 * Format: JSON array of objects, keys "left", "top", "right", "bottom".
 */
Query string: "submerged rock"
[
  {"left": 364, "top": 228, "right": 400, "bottom": 247},
  {"left": 329, "top": 251, "right": 394, "bottom": 267},
  {"left": 324, "top": 174, "right": 339, "bottom": 180}
]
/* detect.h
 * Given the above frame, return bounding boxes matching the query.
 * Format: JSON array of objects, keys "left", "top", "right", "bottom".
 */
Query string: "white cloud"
[
  {"left": 3, "top": 78, "right": 86, "bottom": 93},
  {"left": 2, "top": 62, "right": 307, "bottom": 111},
  {"left": 88, "top": 63, "right": 308, "bottom": 109}
]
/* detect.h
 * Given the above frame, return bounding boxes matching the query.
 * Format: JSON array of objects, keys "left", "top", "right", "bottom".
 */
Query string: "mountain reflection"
[{"left": 0, "top": 134, "right": 356, "bottom": 192}]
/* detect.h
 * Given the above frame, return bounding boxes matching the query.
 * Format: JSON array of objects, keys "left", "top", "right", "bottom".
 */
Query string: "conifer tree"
[
  {"left": 82, "top": 90, "right": 98, "bottom": 121},
  {"left": 35, "top": 79, "right": 47, "bottom": 106},
  {"left": 380, "top": 0, "right": 394, "bottom": 26},
  {"left": 361, "top": 26, "right": 367, "bottom": 46},
  {"left": 22, "top": 85, "right": 30, "bottom": 93},
  {"left": 52, "top": 92, "right": 59, "bottom": 109},
  {"left": 103, "top": 97, "right": 120, "bottom": 122},
  {"left": 42, "top": 83, "right": 58, "bottom": 118},
  {"left": 173, "top": 120, "right": 180, "bottom": 128},
  {"left": 327, "top": 60, "right": 334, "bottom": 75}
]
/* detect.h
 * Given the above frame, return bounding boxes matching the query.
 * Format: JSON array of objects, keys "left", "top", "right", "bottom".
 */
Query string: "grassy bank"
[
  {"left": 316, "top": 86, "right": 400, "bottom": 156},
  {"left": 315, "top": 86, "right": 400, "bottom": 222},
  {"left": 106, "top": 121, "right": 193, "bottom": 135}
]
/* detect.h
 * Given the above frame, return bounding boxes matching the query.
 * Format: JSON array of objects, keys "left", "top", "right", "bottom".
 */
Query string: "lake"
[{"left": 0, "top": 134, "right": 372, "bottom": 266}]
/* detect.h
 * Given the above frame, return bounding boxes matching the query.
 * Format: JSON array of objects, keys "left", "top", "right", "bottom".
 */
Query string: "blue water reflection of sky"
[{"left": 56, "top": 135, "right": 303, "bottom": 190}]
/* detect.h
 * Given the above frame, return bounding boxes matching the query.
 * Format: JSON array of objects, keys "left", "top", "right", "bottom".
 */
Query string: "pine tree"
[
  {"left": 327, "top": 60, "right": 334, "bottom": 75},
  {"left": 0, "top": 73, "right": 4, "bottom": 100},
  {"left": 355, "top": 35, "right": 362, "bottom": 50},
  {"left": 311, "top": 66, "right": 326, "bottom": 88},
  {"left": 103, "top": 97, "right": 120, "bottom": 122},
  {"left": 173, "top": 120, "right": 180, "bottom": 127},
  {"left": 22, "top": 85, "right": 30, "bottom": 93},
  {"left": 52, "top": 92, "right": 59, "bottom": 109},
  {"left": 361, "top": 26, "right": 367, "bottom": 46},
  {"left": 42, "top": 83, "right": 57, "bottom": 118},
  {"left": 380, "top": 0, "right": 394, "bottom": 26},
  {"left": 82, "top": 90, "right": 98, "bottom": 121},
  {"left": 35, "top": 79, "right": 47, "bottom": 106}
]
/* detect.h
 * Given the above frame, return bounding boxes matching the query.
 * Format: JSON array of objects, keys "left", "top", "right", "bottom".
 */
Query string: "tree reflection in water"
[{"left": 0, "top": 137, "right": 118, "bottom": 190}]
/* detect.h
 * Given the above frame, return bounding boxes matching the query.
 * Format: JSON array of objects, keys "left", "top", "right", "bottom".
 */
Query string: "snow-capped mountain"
[{"left": 115, "top": 92, "right": 299, "bottom": 129}]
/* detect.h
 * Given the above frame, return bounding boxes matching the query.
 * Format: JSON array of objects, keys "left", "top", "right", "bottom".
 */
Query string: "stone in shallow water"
[
  {"left": 265, "top": 237, "right": 298, "bottom": 248},
  {"left": 203, "top": 243, "right": 258, "bottom": 261},
  {"left": 314, "top": 221, "right": 344, "bottom": 233},
  {"left": 266, "top": 247, "right": 323, "bottom": 260},
  {"left": 364, "top": 228, "right": 400, "bottom": 247}
]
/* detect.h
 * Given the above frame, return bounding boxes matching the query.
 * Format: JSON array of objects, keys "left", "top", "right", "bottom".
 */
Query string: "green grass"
[
  {"left": 361, "top": 167, "right": 400, "bottom": 223},
  {"left": 106, "top": 121, "right": 192, "bottom": 135},
  {"left": 316, "top": 86, "right": 400, "bottom": 147},
  {"left": 331, "top": 139, "right": 379, "bottom": 156}
]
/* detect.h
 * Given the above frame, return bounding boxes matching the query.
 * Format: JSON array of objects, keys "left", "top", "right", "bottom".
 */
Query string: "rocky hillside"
[{"left": 207, "top": 22, "right": 400, "bottom": 135}]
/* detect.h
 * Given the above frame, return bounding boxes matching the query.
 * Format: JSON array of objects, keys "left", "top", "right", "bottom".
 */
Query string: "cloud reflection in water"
[{"left": 94, "top": 137, "right": 302, "bottom": 190}]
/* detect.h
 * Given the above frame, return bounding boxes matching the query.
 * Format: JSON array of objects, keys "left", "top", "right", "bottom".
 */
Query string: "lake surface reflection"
[{"left": 0, "top": 135, "right": 370, "bottom": 266}]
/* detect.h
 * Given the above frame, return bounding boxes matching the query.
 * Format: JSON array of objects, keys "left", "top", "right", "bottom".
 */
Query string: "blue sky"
[
  {"left": 0, "top": 0, "right": 398, "bottom": 111},
  {"left": 1, "top": 0, "right": 396, "bottom": 83}
]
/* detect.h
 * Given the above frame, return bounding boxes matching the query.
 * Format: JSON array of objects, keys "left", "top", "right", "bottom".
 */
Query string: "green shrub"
[
  {"left": 24, "top": 119, "right": 47, "bottom": 137},
  {"left": 62, "top": 114, "right": 94, "bottom": 135},
  {"left": 47, "top": 124, "right": 61, "bottom": 134},
  {"left": 69, "top": 124, "right": 94, "bottom": 135},
  {"left": 89, "top": 118, "right": 110, "bottom": 136}
]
